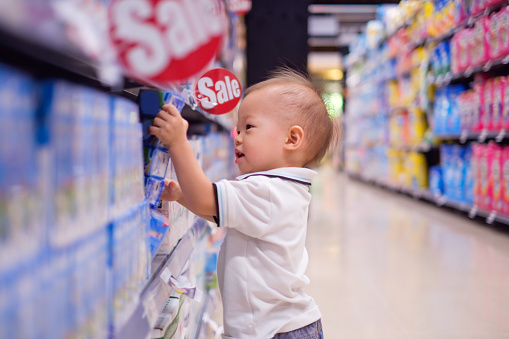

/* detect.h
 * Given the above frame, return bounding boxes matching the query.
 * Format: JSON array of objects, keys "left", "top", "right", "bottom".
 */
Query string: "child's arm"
[
  {"left": 149, "top": 105, "right": 217, "bottom": 219},
  {"left": 160, "top": 179, "right": 216, "bottom": 223}
]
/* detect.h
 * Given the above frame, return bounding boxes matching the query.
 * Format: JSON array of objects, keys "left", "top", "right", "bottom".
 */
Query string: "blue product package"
[
  {"left": 144, "top": 147, "right": 170, "bottom": 179},
  {"left": 440, "top": 144, "right": 454, "bottom": 199},
  {"left": 447, "top": 84, "right": 467, "bottom": 135},
  {"left": 40, "top": 80, "right": 77, "bottom": 246},
  {"left": 145, "top": 177, "right": 165, "bottom": 208},
  {"left": 0, "top": 64, "right": 39, "bottom": 272},
  {"left": 462, "top": 145, "right": 474, "bottom": 204},
  {"left": 138, "top": 89, "right": 185, "bottom": 118},
  {"left": 451, "top": 145, "right": 464, "bottom": 202},
  {"left": 433, "top": 88, "right": 446, "bottom": 135},
  {"left": 149, "top": 209, "right": 169, "bottom": 258},
  {"left": 429, "top": 165, "right": 444, "bottom": 196},
  {"left": 71, "top": 228, "right": 108, "bottom": 339}
]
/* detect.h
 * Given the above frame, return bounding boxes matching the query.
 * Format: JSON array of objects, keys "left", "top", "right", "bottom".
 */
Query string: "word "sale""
[{"left": 197, "top": 76, "right": 241, "bottom": 109}]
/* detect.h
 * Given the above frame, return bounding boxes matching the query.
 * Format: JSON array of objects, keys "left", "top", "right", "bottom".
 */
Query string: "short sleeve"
[{"left": 213, "top": 178, "right": 272, "bottom": 238}]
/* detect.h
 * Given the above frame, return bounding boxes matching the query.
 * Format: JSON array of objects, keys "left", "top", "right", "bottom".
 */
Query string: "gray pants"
[{"left": 272, "top": 319, "right": 323, "bottom": 339}]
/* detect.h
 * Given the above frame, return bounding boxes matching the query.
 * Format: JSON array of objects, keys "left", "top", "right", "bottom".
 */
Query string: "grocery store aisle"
[{"left": 306, "top": 165, "right": 509, "bottom": 339}]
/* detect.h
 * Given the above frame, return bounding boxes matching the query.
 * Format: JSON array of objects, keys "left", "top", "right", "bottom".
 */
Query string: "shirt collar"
[{"left": 236, "top": 167, "right": 317, "bottom": 186}]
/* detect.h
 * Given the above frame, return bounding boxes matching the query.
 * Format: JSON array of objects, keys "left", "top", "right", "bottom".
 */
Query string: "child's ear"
[{"left": 283, "top": 125, "right": 305, "bottom": 150}]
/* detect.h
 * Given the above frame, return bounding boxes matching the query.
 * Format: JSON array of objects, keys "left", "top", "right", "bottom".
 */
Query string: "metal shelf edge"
[{"left": 346, "top": 171, "right": 509, "bottom": 226}]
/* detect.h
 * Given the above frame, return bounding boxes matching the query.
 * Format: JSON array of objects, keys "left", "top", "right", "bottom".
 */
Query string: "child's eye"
[{"left": 246, "top": 124, "right": 253, "bottom": 130}]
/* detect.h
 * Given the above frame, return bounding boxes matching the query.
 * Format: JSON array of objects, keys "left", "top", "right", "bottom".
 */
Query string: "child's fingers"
[
  {"left": 164, "top": 179, "right": 178, "bottom": 190},
  {"left": 152, "top": 116, "right": 166, "bottom": 128},
  {"left": 156, "top": 109, "right": 171, "bottom": 121},
  {"left": 148, "top": 125, "right": 159, "bottom": 136},
  {"left": 161, "top": 104, "right": 181, "bottom": 117},
  {"left": 169, "top": 180, "right": 179, "bottom": 191}
]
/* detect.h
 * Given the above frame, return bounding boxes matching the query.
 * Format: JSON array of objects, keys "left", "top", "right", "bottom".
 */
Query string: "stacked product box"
[
  {"left": 451, "top": 6, "right": 509, "bottom": 74},
  {"left": 472, "top": 142, "right": 509, "bottom": 215},
  {"left": 387, "top": 149, "right": 428, "bottom": 189},
  {"left": 139, "top": 89, "right": 185, "bottom": 211},
  {"left": 0, "top": 64, "right": 40, "bottom": 273},
  {"left": 110, "top": 202, "right": 151, "bottom": 334},
  {"left": 0, "top": 62, "right": 152, "bottom": 339},
  {"left": 41, "top": 80, "right": 113, "bottom": 247},
  {"left": 438, "top": 144, "right": 474, "bottom": 205},
  {"left": 108, "top": 95, "right": 151, "bottom": 335},
  {"left": 109, "top": 96, "right": 146, "bottom": 220},
  {"left": 138, "top": 89, "right": 186, "bottom": 258},
  {"left": 432, "top": 84, "right": 467, "bottom": 136}
]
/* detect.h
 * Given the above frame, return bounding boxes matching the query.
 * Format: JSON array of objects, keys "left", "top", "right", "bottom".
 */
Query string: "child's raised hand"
[
  {"left": 149, "top": 104, "right": 189, "bottom": 148},
  {"left": 160, "top": 179, "right": 183, "bottom": 202}
]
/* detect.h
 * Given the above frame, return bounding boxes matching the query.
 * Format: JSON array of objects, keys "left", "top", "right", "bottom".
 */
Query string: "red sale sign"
[
  {"left": 228, "top": 0, "right": 251, "bottom": 15},
  {"left": 108, "top": 0, "right": 223, "bottom": 84},
  {"left": 194, "top": 68, "right": 242, "bottom": 115}
]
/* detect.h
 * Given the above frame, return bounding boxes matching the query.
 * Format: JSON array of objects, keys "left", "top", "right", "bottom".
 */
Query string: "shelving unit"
[
  {"left": 344, "top": 0, "right": 509, "bottom": 229},
  {"left": 0, "top": 5, "right": 242, "bottom": 339}
]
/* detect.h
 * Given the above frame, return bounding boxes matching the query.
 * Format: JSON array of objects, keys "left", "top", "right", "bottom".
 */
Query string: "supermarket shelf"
[
  {"left": 435, "top": 129, "right": 508, "bottom": 143},
  {"left": 115, "top": 217, "right": 209, "bottom": 339},
  {"left": 0, "top": 22, "right": 122, "bottom": 88},
  {"left": 345, "top": 142, "right": 435, "bottom": 153},
  {"left": 430, "top": 0, "right": 509, "bottom": 45},
  {"left": 432, "top": 56, "right": 509, "bottom": 88},
  {"left": 346, "top": 171, "right": 509, "bottom": 226},
  {"left": 0, "top": 24, "right": 235, "bottom": 132}
]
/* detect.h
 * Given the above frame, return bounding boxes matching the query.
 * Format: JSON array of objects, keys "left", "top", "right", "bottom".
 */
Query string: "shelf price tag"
[
  {"left": 194, "top": 68, "right": 242, "bottom": 114},
  {"left": 460, "top": 130, "right": 468, "bottom": 143},
  {"left": 160, "top": 267, "right": 203, "bottom": 302},
  {"left": 469, "top": 206, "right": 478, "bottom": 219},
  {"left": 496, "top": 130, "right": 506, "bottom": 142},
  {"left": 478, "top": 129, "right": 488, "bottom": 142},
  {"left": 109, "top": 0, "right": 223, "bottom": 84},
  {"left": 487, "top": 211, "right": 497, "bottom": 224}
]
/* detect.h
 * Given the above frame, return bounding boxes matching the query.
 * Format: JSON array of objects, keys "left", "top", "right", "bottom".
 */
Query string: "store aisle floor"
[{"left": 306, "top": 166, "right": 509, "bottom": 339}]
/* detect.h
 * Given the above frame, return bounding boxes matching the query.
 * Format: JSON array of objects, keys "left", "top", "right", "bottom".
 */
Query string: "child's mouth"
[{"left": 235, "top": 149, "right": 244, "bottom": 164}]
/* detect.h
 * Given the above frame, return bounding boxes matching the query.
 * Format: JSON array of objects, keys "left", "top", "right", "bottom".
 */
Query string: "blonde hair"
[{"left": 245, "top": 67, "right": 336, "bottom": 167}]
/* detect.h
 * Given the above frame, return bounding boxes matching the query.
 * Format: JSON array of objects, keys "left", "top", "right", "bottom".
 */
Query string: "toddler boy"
[{"left": 150, "top": 67, "right": 335, "bottom": 338}]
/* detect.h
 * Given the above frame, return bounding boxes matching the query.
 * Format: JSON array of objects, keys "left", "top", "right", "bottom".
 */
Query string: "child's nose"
[{"left": 234, "top": 136, "right": 241, "bottom": 146}]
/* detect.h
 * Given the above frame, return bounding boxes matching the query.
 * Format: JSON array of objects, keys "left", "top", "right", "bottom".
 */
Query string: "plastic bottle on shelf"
[
  {"left": 501, "top": 147, "right": 509, "bottom": 215},
  {"left": 491, "top": 143, "right": 504, "bottom": 213},
  {"left": 491, "top": 76, "right": 505, "bottom": 131},
  {"left": 499, "top": 7, "right": 509, "bottom": 58},
  {"left": 485, "top": 13, "right": 501, "bottom": 61},
  {"left": 480, "top": 143, "right": 493, "bottom": 211}
]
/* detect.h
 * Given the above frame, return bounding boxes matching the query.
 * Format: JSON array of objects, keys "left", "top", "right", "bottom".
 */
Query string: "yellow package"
[
  {"left": 406, "top": 152, "right": 428, "bottom": 189},
  {"left": 443, "top": 0, "right": 456, "bottom": 33},
  {"left": 411, "top": 47, "right": 426, "bottom": 68},
  {"left": 409, "top": 107, "right": 428, "bottom": 145},
  {"left": 387, "top": 80, "right": 399, "bottom": 108},
  {"left": 422, "top": 1, "right": 434, "bottom": 31},
  {"left": 388, "top": 148, "right": 400, "bottom": 184},
  {"left": 409, "top": 68, "right": 422, "bottom": 104}
]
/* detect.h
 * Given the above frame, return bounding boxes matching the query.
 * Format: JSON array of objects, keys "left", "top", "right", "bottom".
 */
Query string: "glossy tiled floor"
[{"left": 306, "top": 166, "right": 509, "bottom": 339}]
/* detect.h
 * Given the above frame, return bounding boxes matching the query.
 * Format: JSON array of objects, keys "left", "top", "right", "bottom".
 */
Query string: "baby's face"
[{"left": 233, "top": 89, "right": 289, "bottom": 174}]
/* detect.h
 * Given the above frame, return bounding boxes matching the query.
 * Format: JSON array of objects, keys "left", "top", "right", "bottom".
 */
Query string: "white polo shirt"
[{"left": 213, "top": 167, "right": 322, "bottom": 339}]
